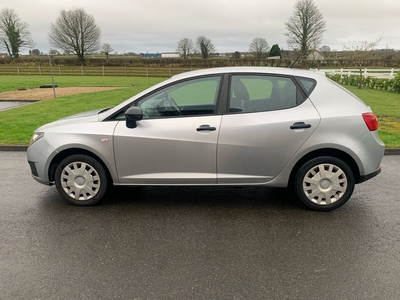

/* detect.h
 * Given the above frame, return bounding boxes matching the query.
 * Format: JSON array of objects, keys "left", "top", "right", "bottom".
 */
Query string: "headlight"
[{"left": 30, "top": 132, "right": 44, "bottom": 146}]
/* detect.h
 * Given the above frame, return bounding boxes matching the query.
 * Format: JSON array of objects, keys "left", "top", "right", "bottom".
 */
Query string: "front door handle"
[
  {"left": 196, "top": 125, "right": 216, "bottom": 132},
  {"left": 290, "top": 122, "right": 312, "bottom": 130}
]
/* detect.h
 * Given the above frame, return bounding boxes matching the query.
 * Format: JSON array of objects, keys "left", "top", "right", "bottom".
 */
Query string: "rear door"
[{"left": 217, "top": 74, "right": 320, "bottom": 184}]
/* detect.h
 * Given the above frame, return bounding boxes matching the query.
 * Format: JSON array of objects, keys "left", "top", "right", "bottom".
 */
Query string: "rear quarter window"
[{"left": 296, "top": 77, "right": 317, "bottom": 97}]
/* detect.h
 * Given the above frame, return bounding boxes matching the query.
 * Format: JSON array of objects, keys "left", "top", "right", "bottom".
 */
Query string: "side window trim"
[
  {"left": 105, "top": 75, "right": 223, "bottom": 121},
  {"left": 216, "top": 73, "right": 230, "bottom": 115}
]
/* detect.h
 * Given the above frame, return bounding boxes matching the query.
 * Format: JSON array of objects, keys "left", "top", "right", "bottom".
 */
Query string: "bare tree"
[
  {"left": 319, "top": 45, "right": 330, "bottom": 53},
  {"left": 101, "top": 43, "right": 114, "bottom": 59},
  {"left": 30, "top": 49, "right": 41, "bottom": 56},
  {"left": 196, "top": 35, "right": 216, "bottom": 59},
  {"left": 249, "top": 37, "right": 270, "bottom": 60},
  {"left": 0, "top": 8, "right": 33, "bottom": 58},
  {"left": 177, "top": 38, "right": 194, "bottom": 59},
  {"left": 48, "top": 8, "right": 101, "bottom": 62},
  {"left": 49, "top": 48, "right": 60, "bottom": 55},
  {"left": 343, "top": 37, "right": 382, "bottom": 88},
  {"left": 285, "top": 0, "right": 326, "bottom": 67}
]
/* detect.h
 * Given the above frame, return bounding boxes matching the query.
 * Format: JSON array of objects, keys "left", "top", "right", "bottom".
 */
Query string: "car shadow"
[{"left": 100, "top": 185, "right": 304, "bottom": 210}]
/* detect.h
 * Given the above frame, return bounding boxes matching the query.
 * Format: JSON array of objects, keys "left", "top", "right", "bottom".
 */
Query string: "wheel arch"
[
  {"left": 288, "top": 148, "right": 361, "bottom": 187},
  {"left": 48, "top": 148, "right": 113, "bottom": 183}
]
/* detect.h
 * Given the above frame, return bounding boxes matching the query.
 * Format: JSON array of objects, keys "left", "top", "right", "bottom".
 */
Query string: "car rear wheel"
[
  {"left": 294, "top": 156, "right": 355, "bottom": 211},
  {"left": 55, "top": 154, "right": 108, "bottom": 206}
]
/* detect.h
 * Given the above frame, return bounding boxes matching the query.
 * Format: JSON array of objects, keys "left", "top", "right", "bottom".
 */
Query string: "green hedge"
[{"left": 327, "top": 72, "right": 400, "bottom": 93}]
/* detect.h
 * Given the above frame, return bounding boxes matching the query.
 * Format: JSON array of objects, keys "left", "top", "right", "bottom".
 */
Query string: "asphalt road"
[
  {"left": 0, "top": 101, "right": 30, "bottom": 112},
  {"left": 1, "top": 152, "right": 399, "bottom": 299}
]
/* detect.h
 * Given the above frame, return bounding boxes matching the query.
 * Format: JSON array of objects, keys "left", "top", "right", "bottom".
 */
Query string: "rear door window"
[{"left": 229, "top": 75, "right": 302, "bottom": 113}]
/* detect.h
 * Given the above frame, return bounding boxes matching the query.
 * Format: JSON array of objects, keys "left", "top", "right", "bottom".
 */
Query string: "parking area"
[{"left": 1, "top": 152, "right": 399, "bottom": 299}]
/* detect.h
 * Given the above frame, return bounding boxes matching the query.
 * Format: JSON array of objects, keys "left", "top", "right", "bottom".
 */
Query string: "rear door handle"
[
  {"left": 196, "top": 125, "right": 216, "bottom": 132},
  {"left": 290, "top": 122, "right": 311, "bottom": 130}
]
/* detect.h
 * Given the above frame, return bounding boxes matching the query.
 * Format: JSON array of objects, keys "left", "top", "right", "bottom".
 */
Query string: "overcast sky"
[{"left": 2, "top": 0, "right": 400, "bottom": 54}]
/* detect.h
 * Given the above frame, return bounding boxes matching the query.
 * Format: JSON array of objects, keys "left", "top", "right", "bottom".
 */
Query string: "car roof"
[{"left": 171, "top": 66, "right": 326, "bottom": 81}]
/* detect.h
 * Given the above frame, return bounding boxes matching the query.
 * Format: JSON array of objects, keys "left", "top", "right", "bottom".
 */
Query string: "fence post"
[
  {"left": 124, "top": 64, "right": 127, "bottom": 76},
  {"left": 59, "top": 65, "right": 61, "bottom": 76},
  {"left": 17, "top": 65, "right": 20, "bottom": 75},
  {"left": 363, "top": 68, "right": 368, "bottom": 77},
  {"left": 48, "top": 54, "right": 56, "bottom": 98},
  {"left": 102, "top": 65, "right": 105, "bottom": 76},
  {"left": 146, "top": 66, "right": 148, "bottom": 77},
  {"left": 81, "top": 65, "right": 84, "bottom": 76},
  {"left": 38, "top": 64, "right": 42, "bottom": 76},
  {"left": 169, "top": 66, "right": 171, "bottom": 77},
  {"left": 390, "top": 68, "right": 394, "bottom": 78}
]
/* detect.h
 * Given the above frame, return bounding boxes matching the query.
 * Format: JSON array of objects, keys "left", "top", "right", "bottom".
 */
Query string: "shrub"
[{"left": 327, "top": 72, "right": 400, "bottom": 93}]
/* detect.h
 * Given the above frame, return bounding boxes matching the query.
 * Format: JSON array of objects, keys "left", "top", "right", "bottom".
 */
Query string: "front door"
[{"left": 113, "top": 75, "right": 223, "bottom": 184}]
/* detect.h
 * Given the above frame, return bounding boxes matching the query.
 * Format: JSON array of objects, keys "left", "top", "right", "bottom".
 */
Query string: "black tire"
[
  {"left": 55, "top": 154, "right": 108, "bottom": 206},
  {"left": 294, "top": 156, "right": 355, "bottom": 211}
]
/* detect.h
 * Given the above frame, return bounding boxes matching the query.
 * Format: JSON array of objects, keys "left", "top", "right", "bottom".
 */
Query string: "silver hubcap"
[
  {"left": 302, "top": 163, "right": 347, "bottom": 205},
  {"left": 60, "top": 161, "right": 101, "bottom": 201}
]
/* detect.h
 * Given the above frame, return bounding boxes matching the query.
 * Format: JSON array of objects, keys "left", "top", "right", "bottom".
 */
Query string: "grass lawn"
[
  {"left": 0, "top": 76, "right": 165, "bottom": 145},
  {"left": 0, "top": 76, "right": 399, "bottom": 147},
  {"left": 344, "top": 85, "right": 400, "bottom": 148},
  {"left": 0, "top": 75, "right": 165, "bottom": 93}
]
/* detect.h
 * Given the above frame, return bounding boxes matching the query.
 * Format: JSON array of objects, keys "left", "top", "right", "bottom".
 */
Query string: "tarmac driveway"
[{"left": 1, "top": 152, "right": 399, "bottom": 299}]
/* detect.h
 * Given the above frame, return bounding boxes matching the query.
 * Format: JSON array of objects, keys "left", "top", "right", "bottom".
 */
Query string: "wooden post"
[
  {"left": 17, "top": 65, "right": 20, "bottom": 75},
  {"left": 59, "top": 65, "right": 61, "bottom": 76},
  {"left": 169, "top": 66, "right": 171, "bottom": 77},
  {"left": 102, "top": 65, "right": 105, "bottom": 76},
  {"left": 146, "top": 66, "right": 148, "bottom": 77},
  {"left": 39, "top": 64, "right": 42, "bottom": 75},
  {"left": 124, "top": 64, "right": 127, "bottom": 76},
  {"left": 48, "top": 54, "right": 56, "bottom": 98},
  {"left": 81, "top": 65, "right": 84, "bottom": 76}
]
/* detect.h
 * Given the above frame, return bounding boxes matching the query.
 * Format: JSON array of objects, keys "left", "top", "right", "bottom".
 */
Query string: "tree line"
[
  {"left": 176, "top": 35, "right": 282, "bottom": 60},
  {"left": 0, "top": 0, "right": 388, "bottom": 69}
]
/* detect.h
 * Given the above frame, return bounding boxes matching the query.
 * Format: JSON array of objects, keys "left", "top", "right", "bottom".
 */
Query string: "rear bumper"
[{"left": 358, "top": 167, "right": 381, "bottom": 184}]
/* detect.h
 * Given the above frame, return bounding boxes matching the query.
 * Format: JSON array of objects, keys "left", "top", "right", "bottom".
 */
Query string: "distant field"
[
  {"left": 0, "top": 65, "right": 197, "bottom": 77},
  {"left": 0, "top": 75, "right": 165, "bottom": 93}
]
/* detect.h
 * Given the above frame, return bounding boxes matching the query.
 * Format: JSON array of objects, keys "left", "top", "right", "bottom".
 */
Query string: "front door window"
[{"left": 138, "top": 76, "right": 221, "bottom": 119}]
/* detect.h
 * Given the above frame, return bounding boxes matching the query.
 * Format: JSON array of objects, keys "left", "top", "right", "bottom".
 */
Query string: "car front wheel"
[
  {"left": 294, "top": 156, "right": 355, "bottom": 211},
  {"left": 55, "top": 154, "right": 108, "bottom": 206}
]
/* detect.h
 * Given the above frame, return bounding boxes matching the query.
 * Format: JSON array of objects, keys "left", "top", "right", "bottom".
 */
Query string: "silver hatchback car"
[{"left": 27, "top": 67, "right": 384, "bottom": 211}]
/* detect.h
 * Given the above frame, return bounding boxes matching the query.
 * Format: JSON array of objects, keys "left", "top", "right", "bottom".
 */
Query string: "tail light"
[{"left": 362, "top": 113, "right": 379, "bottom": 131}]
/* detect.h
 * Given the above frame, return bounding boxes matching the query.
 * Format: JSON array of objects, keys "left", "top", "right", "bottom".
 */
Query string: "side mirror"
[{"left": 125, "top": 106, "right": 143, "bottom": 128}]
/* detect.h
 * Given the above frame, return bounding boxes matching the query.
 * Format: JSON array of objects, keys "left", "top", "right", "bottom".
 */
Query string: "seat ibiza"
[{"left": 27, "top": 67, "right": 384, "bottom": 211}]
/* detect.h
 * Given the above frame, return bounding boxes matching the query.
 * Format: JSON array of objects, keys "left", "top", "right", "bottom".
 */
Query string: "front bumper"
[{"left": 27, "top": 137, "right": 57, "bottom": 185}]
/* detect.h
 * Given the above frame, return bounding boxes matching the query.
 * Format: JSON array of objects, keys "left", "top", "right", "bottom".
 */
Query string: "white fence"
[{"left": 315, "top": 68, "right": 399, "bottom": 79}]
